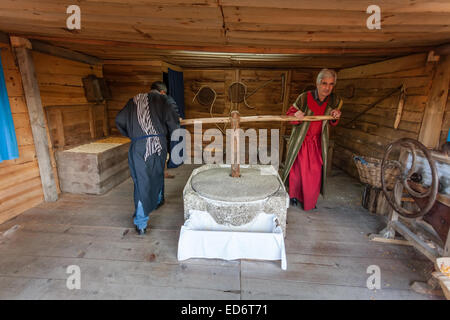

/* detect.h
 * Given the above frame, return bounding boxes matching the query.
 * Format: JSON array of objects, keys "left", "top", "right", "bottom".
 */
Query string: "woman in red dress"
[{"left": 284, "top": 69, "right": 342, "bottom": 211}]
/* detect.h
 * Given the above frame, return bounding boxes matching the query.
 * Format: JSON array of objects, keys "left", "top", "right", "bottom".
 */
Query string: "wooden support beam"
[
  {"left": 279, "top": 70, "right": 292, "bottom": 164},
  {"left": 369, "top": 236, "right": 412, "bottom": 246},
  {"left": 338, "top": 53, "right": 428, "bottom": 79},
  {"left": 23, "top": 34, "right": 435, "bottom": 56},
  {"left": 54, "top": 109, "right": 65, "bottom": 149},
  {"left": 29, "top": 39, "right": 102, "bottom": 65},
  {"left": 11, "top": 36, "right": 58, "bottom": 202},
  {"left": 103, "top": 60, "right": 162, "bottom": 67},
  {"left": 103, "top": 59, "right": 181, "bottom": 73},
  {"left": 418, "top": 54, "right": 450, "bottom": 149},
  {"left": 161, "top": 61, "right": 183, "bottom": 73},
  {"left": 0, "top": 31, "right": 9, "bottom": 48},
  {"left": 88, "top": 104, "right": 96, "bottom": 139},
  {"left": 445, "top": 226, "right": 450, "bottom": 257},
  {"left": 392, "top": 220, "right": 441, "bottom": 262},
  {"left": 230, "top": 111, "right": 240, "bottom": 178},
  {"left": 180, "top": 114, "right": 336, "bottom": 125},
  {"left": 10, "top": 36, "right": 31, "bottom": 49},
  {"left": 103, "top": 103, "right": 109, "bottom": 137},
  {"left": 435, "top": 43, "right": 450, "bottom": 56}
]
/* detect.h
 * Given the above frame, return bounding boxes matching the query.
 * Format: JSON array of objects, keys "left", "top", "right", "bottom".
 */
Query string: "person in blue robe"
[{"left": 115, "top": 82, "right": 180, "bottom": 235}]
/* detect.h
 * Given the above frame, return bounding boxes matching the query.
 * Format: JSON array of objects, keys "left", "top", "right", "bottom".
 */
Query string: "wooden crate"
[{"left": 56, "top": 141, "right": 130, "bottom": 195}]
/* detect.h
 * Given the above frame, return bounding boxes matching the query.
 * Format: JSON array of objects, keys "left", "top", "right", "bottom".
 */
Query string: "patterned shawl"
[{"left": 133, "top": 93, "right": 162, "bottom": 161}]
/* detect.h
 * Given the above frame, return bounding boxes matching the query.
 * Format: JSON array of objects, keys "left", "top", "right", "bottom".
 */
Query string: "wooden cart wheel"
[{"left": 381, "top": 138, "right": 439, "bottom": 218}]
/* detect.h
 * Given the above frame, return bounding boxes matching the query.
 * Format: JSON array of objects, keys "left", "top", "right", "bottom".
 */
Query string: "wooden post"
[
  {"left": 54, "top": 109, "right": 65, "bottom": 148},
  {"left": 88, "top": 104, "right": 96, "bottom": 139},
  {"left": 231, "top": 111, "right": 240, "bottom": 177},
  {"left": 445, "top": 228, "right": 450, "bottom": 257},
  {"left": 234, "top": 69, "right": 240, "bottom": 111},
  {"left": 103, "top": 103, "right": 109, "bottom": 137},
  {"left": 368, "top": 148, "right": 410, "bottom": 240},
  {"left": 279, "top": 70, "right": 292, "bottom": 165},
  {"left": 0, "top": 31, "right": 9, "bottom": 48},
  {"left": 11, "top": 36, "right": 58, "bottom": 202},
  {"left": 327, "top": 139, "right": 334, "bottom": 177},
  {"left": 418, "top": 54, "right": 450, "bottom": 149}
]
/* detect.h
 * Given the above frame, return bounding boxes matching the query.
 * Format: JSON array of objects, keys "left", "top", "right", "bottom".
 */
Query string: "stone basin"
[{"left": 183, "top": 164, "right": 289, "bottom": 237}]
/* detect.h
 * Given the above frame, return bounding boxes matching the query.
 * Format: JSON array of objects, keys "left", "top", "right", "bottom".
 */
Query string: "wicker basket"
[{"left": 353, "top": 155, "right": 400, "bottom": 189}]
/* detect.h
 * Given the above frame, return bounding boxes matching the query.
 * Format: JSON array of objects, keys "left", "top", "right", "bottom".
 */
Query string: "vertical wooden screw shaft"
[{"left": 231, "top": 111, "right": 241, "bottom": 177}]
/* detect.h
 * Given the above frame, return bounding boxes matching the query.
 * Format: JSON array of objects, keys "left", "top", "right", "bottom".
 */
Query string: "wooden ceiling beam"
[
  {"left": 220, "top": 0, "right": 450, "bottom": 13},
  {"left": 103, "top": 60, "right": 162, "bottom": 66},
  {"left": 18, "top": 34, "right": 435, "bottom": 56},
  {"left": 435, "top": 43, "right": 450, "bottom": 55},
  {"left": 226, "top": 30, "right": 450, "bottom": 43},
  {"left": 29, "top": 40, "right": 102, "bottom": 65},
  {"left": 226, "top": 22, "right": 450, "bottom": 33},
  {"left": 4, "top": 14, "right": 450, "bottom": 34},
  {"left": 337, "top": 53, "right": 428, "bottom": 79},
  {"left": 222, "top": 6, "right": 450, "bottom": 26}
]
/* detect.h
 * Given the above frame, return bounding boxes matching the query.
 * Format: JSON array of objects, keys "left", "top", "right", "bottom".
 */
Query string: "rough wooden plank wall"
[
  {"left": 30, "top": 51, "right": 108, "bottom": 198},
  {"left": 0, "top": 45, "right": 44, "bottom": 225},
  {"left": 103, "top": 63, "right": 163, "bottom": 135},
  {"left": 333, "top": 53, "right": 436, "bottom": 178},
  {"left": 33, "top": 51, "right": 108, "bottom": 148},
  {"left": 46, "top": 104, "right": 107, "bottom": 149},
  {"left": 440, "top": 87, "right": 450, "bottom": 148},
  {"left": 184, "top": 68, "right": 317, "bottom": 163}
]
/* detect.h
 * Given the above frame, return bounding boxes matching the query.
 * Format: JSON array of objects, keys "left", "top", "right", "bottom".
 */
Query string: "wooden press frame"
[{"left": 369, "top": 149, "right": 450, "bottom": 261}]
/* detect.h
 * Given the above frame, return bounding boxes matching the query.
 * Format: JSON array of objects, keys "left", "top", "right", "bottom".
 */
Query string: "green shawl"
[{"left": 280, "top": 91, "right": 343, "bottom": 197}]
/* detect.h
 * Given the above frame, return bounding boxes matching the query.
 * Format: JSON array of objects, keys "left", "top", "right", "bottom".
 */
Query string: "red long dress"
[{"left": 286, "top": 91, "right": 338, "bottom": 210}]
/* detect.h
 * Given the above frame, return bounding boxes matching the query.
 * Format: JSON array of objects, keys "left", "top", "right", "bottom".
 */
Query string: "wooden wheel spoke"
[{"left": 381, "top": 138, "right": 438, "bottom": 219}]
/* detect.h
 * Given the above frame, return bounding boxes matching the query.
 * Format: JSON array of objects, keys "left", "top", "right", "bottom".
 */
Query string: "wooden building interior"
[{"left": 0, "top": 1, "right": 449, "bottom": 299}]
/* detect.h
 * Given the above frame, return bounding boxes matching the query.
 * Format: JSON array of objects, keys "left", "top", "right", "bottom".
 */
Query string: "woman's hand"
[
  {"left": 294, "top": 110, "right": 305, "bottom": 120},
  {"left": 330, "top": 109, "right": 341, "bottom": 119}
]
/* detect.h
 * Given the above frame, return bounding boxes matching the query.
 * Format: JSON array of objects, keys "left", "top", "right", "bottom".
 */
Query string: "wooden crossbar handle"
[{"left": 180, "top": 115, "right": 337, "bottom": 126}]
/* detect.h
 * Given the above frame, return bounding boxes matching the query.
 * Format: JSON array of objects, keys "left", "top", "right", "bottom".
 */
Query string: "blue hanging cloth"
[
  {"left": 0, "top": 49, "right": 19, "bottom": 162},
  {"left": 167, "top": 68, "right": 185, "bottom": 168},
  {"left": 168, "top": 68, "right": 185, "bottom": 119}
]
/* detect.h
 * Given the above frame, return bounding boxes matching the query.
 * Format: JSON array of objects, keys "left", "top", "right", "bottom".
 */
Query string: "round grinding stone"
[{"left": 191, "top": 167, "right": 280, "bottom": 202}]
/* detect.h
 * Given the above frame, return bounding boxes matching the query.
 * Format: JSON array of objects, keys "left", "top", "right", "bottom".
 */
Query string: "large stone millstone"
[
  {"left": 191, "top": 168, "right": 280, "bottom": 202},
  {"left": 183, "top": 164, "right": 289, "bottom": 237}
]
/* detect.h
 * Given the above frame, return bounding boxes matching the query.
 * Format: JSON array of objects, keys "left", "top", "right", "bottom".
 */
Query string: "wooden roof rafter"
[{"left": 0, "top": 1, "right": 449, "bottom": 67}]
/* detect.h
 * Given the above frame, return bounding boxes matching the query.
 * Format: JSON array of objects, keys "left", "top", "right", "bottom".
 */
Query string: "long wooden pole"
[
  {"left": 230, "top": 111, "right": 241, "bottom": 178},
  {"left": 183, "top": 111, "right": 340, "bottom": 178},
  {"left": 343, "top": 85, "right": 402, "bottom": 128},
  {"left": 180, "top": 114, "right": 337, "bottom": 126},
  {"left": 279, "top": 70, "right": 292, "bottom": 163}
]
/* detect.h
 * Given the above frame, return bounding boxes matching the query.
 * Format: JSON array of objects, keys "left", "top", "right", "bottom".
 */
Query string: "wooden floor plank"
[
  {"left": 240, "top": 277, "right": 440, "bottom": 300},
  {"left": 241, "top": 254, "right": 432, "bottom": 291},
  {"left": 0, "top": 275, "right": 240, "bottom": 300},
  {"left": 0, "top": 254, "right": 241, "bottom": 299},
  {"left": 0, "top": 164, "right": 442, "bottom": 299}
]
